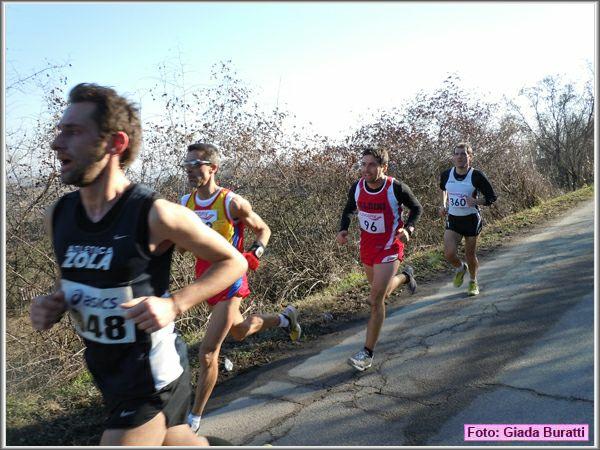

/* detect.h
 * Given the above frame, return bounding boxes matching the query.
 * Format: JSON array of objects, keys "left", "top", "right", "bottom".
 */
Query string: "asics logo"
[{"left": 70, "top": 289, "right": 84, "bottom": 306}]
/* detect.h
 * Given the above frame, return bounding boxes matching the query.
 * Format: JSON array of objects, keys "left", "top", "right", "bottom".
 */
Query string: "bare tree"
[{"left": 511, "top": 73, "right": 594, "bottom": 190}]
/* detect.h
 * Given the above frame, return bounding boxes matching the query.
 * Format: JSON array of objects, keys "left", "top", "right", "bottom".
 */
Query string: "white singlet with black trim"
[{"left": 445, "top": 168, "right": 478, "bottom": 216}]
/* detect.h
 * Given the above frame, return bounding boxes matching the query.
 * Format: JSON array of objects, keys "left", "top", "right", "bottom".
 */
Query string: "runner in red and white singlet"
[
  {"left": 337, "top": 147, "right": 423, "bottom": 371},
  {"left": 355, "top": 175, "right": 405, "bottom": 266}
]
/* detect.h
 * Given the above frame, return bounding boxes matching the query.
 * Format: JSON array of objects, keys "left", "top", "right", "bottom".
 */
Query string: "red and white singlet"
[{"left": 354, "top": 176, "right": 404, "bottom": 266}]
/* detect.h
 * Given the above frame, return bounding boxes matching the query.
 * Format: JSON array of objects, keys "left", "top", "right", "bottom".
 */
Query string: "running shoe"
[
  {"left": 347, "top": 349, "right": 373, "bottom": 371},
  {"left": 189, "top": 418, "right": 201, "bottom": 433},
  {"left": 453, "top": 262, "right": 468, "bottom": 287},
  {"left": 402, "top": 265, "right": 417, "bottom": 294},
  {"left": 467, "top": 280, "right": 479, "bottom": 296},
  {"left": 282, "top": 305, "right": 302, "bottom": 341}
]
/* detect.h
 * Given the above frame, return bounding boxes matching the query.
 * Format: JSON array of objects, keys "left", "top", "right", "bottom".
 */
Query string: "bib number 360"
[{"left": 449, "top": 193, "right": 469, "bottom": 208}]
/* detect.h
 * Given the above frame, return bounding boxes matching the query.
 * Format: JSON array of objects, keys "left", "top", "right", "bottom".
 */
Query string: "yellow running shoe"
[
  {"left": 467, "top": 280, "right": 479, "bottom": 296},
  {"left": 282, "top": 305, "right": 302, "bottom": 341},
  {"left": 453, "top": 262, "right": 468, "bottom": 287}
]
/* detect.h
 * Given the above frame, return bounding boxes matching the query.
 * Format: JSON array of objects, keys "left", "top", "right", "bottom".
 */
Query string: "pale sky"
[{"left": 4, "top": 1, "right": 597, "bottom": 139}]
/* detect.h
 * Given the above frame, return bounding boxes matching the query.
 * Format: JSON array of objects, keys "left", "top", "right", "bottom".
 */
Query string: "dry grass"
[{"left": 5, "top": 184, "right": 593, "bottom": 445}]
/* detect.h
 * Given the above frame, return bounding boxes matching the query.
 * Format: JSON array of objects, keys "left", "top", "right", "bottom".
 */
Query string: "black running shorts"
[
  {"left": 104, "top": 364, "right": 193, "bottom": 429},
  {"left": 446, "top": 213, "right": 483, "bottom": 237}
]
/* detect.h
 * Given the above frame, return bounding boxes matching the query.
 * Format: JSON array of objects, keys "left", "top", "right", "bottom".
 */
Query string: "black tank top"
[
  {"left": 53, "top": 183, "right": 172, "bottom": 294},
  {"left": 52, "top": 184, "right": 184, "bottom": 401}
]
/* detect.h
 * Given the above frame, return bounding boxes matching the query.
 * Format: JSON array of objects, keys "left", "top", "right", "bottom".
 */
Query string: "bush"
[{"left": 5, "top": 63, "right": 576, "bottom": 394}]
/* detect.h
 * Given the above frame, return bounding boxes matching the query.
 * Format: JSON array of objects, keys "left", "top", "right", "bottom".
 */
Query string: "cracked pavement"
[{"left": 197, "top": 200, "right": 594, "bottom": 446}]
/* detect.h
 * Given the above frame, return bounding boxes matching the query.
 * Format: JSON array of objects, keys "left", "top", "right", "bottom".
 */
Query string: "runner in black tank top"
[
  {"left": 52, "top": 184, "right": 182, "bottom": 403},
  {"left": 30, "top": 83, "right": 246, "bottom": 446}
]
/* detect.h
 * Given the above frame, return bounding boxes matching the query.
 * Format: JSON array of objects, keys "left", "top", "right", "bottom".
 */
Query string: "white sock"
[
  {"left": 278, "top": 313, "right": 290, "bottom": 328},
  {"left": 188, "top": 413, "right": 202, "bottom": 432}
]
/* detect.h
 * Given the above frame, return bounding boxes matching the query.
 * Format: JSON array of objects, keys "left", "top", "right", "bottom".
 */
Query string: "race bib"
[
  {"left": 358, "top": 211, "right": 385, "bottom": 234},
  {"left": 448, "top": 192, "right": 469, "bottom": 208},
  {"left": 196, "top": 210, "right": 218, "bottom": 228},
  {"left": 61, "top": 279, "right": 136, "bottom": 344}
]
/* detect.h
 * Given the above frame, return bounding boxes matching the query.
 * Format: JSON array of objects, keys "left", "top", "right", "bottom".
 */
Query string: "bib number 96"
[{"left": 358, "top": 212, "right": 385, "bottom": 234}]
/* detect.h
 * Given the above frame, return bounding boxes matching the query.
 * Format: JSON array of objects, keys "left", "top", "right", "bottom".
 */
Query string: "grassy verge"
[{"left": 5, "top": 184, "right": 593, "bottom": 445}]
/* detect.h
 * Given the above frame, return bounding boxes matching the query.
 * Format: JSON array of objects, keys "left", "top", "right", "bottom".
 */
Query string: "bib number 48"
[
  {"left": 85, "top": 314, "right": 126, "bottom": 340},
  {"left": 70, "top": 308, "right": 134, "bottom": 343}
]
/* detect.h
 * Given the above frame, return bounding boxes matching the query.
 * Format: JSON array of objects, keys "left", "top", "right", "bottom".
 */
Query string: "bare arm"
[
  {"left": 229, "top": 194, "right": 271, "bottom": 247},
  {"left": 175, "top": 194, "right": 192, "bottom": 254},
  {"left": 149, "top": 199, "right": 248, "bottom": 313},
  {"left": 228, "top": 194, "right": 270, "bottom": 271},
  {"left": 122, "top": 199, "right": 247, "bottom": 332},
  {"left": 439, "top": 190, "right": 448, "bottom": 217}
]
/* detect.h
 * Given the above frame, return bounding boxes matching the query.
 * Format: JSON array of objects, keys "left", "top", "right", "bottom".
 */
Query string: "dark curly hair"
[
  {"left": 361, "top": 146, "right": 389, "bottom": 166},
  {"left": 68, "top": 83, "right": 142, "bottom": 168}
]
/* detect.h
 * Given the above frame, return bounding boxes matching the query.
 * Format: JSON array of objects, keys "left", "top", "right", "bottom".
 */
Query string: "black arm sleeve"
[
  {"left": 472, "top": 170, "right": 497, "bottom": 206},
  {"left": 392, "top": 180, "right": 423, "bottom": 228},
  {"left": 439, "top": 169, "right": 451, "bottom": 191},
  {"left": 339, "top": 181, "right": 359, "bottom": 231}
]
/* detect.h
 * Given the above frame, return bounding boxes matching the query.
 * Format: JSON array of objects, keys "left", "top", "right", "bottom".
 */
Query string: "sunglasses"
[{"left": 181, "top": 159, "right": 212, "bottom": 169}]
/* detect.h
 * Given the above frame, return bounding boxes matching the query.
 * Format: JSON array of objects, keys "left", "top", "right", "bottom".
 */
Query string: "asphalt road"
[{"left": 198, "top": 200, "right": 595, "bottom": 446}]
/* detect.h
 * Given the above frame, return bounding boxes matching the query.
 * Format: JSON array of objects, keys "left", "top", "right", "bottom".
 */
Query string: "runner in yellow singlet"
[{"left": 179, "top": 143, "right": 301, "bottom": 433}]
